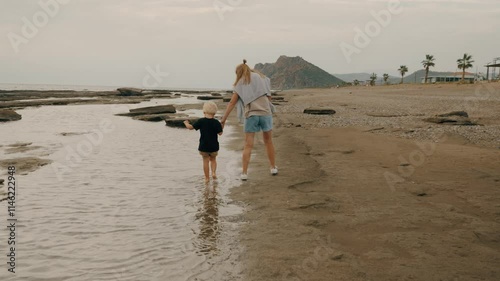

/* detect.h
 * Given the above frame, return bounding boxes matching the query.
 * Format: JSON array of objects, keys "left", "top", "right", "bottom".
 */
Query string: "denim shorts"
[{"left": 244, "top": 115, "right": 273, "bottom": 133}]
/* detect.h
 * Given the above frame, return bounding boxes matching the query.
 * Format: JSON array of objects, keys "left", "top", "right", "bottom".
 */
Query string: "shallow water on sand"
[{"left": 0, "top": 98, "right": 243, "bottom": 280}]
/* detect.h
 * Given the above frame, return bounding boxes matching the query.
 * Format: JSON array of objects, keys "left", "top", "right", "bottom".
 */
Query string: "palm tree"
[
  {"left": 421, "top": 54, "right": 435, "bottom": 83},
  {"left": 398, "top": 65, "right": 408, "bottom": 84},
  {"left": 457, "top": 53, "right": 474, "bottom": 82},
  {"left": 383, "top": 73, "right": 390, "bottom": 85},
  {"left": 353, "top": 79, "right": 360, "bottom": 86},
  {"left": 370, "top": 73, "right": 377, "bottom": 86}
]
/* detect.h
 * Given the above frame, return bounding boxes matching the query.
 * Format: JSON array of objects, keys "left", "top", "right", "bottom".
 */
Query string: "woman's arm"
[{"left": 220, "top": 93, "right": 239, "bottom": 128}]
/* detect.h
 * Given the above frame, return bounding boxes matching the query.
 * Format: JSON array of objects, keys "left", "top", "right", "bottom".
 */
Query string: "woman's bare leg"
[
  {"left": 263, "top": 130, "right": 276, "bottom": 168},
  {"left": 242, "top": 133, "right": 255, "bottom": 174}
]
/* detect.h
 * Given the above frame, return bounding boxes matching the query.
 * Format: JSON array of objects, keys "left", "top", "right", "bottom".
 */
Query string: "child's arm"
[{"left": 183, "top": 120, "right": 194, "bottom": 130}]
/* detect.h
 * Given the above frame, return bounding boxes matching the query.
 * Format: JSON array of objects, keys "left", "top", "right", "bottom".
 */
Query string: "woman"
[{"left": 220, "top": 60, "right": 277, "bottom": 181}]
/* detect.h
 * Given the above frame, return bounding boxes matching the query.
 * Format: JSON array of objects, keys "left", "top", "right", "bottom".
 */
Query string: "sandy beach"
[
  {"left": 227, "top": 83, "right": 500, "bottom": 281},
  {"left": 0, "top": 83, "right": 498, "bottom": 280}
]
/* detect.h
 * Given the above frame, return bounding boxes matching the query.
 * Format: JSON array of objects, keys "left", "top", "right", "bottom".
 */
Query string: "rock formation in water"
[{"left": 0, "top": 109, "right": 22, "bottom": 122}]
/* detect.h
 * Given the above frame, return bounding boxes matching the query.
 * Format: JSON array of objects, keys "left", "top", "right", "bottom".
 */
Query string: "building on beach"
[
  {"left": 421, "top": 72, "right": 475, "bottom": 83},
  {"left": 485, "top": 58, "right": 500, "bottom": 81}
]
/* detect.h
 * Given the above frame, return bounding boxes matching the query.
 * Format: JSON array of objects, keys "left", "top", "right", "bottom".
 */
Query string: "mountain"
[{"left": 254, "top": 56, "right": 344, "bottom": 90}]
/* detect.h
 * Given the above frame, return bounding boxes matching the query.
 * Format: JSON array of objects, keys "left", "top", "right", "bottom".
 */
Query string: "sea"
[
  {"left": 0, "top": 84, "right": 244, "bottom": 280},
  {"left": 0, "top": 83, "right": 229, "bottom": 93}
]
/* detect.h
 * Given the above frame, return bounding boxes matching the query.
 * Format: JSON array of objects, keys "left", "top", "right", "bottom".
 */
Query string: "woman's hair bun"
[{"left": 243, "top": 59, "right": 247, "bottom": 64}]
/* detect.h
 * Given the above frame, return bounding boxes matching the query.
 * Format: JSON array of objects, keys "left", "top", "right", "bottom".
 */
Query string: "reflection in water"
[{"left": 196, "top": 181, "right": 220, "bottom": 254}]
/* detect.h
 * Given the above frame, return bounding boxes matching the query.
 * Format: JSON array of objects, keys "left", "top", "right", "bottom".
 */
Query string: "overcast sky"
[{"left": 1, "top": 0, "right": 499, "bottom": 89}]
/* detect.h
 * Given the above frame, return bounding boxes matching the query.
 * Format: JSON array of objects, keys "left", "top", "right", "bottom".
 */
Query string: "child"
[{"left": 184, "top": 102, "right": 223, "bottom": 182}]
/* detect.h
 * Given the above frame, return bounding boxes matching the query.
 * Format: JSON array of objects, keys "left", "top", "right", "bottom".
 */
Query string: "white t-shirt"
[{"left": 245, "top": 95, "right": 272, "bottom": 117}]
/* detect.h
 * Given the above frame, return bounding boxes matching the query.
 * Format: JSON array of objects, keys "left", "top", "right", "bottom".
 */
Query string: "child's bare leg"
[
  {"left": 210, "top": 156, "right": 217, "bottom": 179},
  {"left": 202, "top": 156, "right": 210, "bottom": 182}
]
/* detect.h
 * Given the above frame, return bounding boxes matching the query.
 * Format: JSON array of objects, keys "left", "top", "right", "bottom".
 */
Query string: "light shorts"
[
  {"left": 199, "top": 151, "right": 218, "bottom": 158},
  {"left": 244, "top": 115, "right": 273, "bottom": 133}
]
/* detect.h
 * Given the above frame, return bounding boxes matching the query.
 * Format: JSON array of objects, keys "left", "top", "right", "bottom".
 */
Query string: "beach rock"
[
  {"left": 127, "top": 105, "right": 176, "bottom": 116},
  {"left": 211, "top": 92, "right": 222, "bottom": 96},
  {"left": 222, "top": 97, "right": 232, "bottom": 102},
  {"left": 303, "top": 107, "right": 336, "bottom": 115},
  {"left": 165, "top": 118, "right": 199, "bottom": 128},
  {"left": 132, "top": 114, "right": 174, "bottom": 122},
  {"left": 331, "top": 254, "right": 344, "bottom": 261},
  {"left": 424, "top": 116, "right": 478, "bottom": 126},
  {"left": 0, "top": 157, "right": 52, "bottom": 175},
  {"left": 117, "top": 87, "right": 143, "bottom": 96},
  {"left": 271, "top": 96, "right": 285, "bottom": 101},
  {"left": 0, "top": 179, "right": 4, "bottom": 185},
  {"left": 437, "top": 111, "right": 469, "bottom": 118},
  {"left": 197, "top": 96, "right": 224, "bottom": 100},
  {"left": 142, "top": 90, "right": 172, "bottom": 95},
  {"left": 0, "top": 109, "right": 22, "bottom": 122}
]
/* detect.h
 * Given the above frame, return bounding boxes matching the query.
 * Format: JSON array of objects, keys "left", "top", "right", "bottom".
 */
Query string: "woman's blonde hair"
[
  {"left": 234, "top": 59, "right": 252, "bottom": 86},
  {"left": 203, "top": 101, "right": 218, "bottom": 115}
]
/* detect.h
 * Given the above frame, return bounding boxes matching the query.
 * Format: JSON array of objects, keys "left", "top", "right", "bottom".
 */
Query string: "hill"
[
  {"left": 254, "top": 56, "right": 344, "bottom": 90},
  {"left": 333, "top": 73, "right": 373, "bottom": 83}
]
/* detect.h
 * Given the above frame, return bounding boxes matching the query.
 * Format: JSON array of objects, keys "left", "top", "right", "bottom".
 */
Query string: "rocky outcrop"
[
  {"left": 165, "top": 118, "right": 199, "bottom": 128},
  {"left": 117, "top": 105, "right": 176, "bottom": 117},
  {"left": 254, "top": 56, "right": 344, "bottom": 90},
  {"left": 116, "top": 105, "right": 177, "bottom": 122},
  {"left": 117, "top": 87, "right": 143, "bottom": 96},
  {"left": 132, "top": 114, "right": 176, "bottom": 122},
  {"left": 197, "top": 96, "right": 224, "bottom": 100},
  {"left": 437, "top": 111, "right": 468, "bottom": 118},
  {"left": 0, "top": 109, "right": 22, "bottom": 122},
  {"left": 0, "top": 157, "right": 52, "bottom": 175},
  {"left": 304, "top": 107, "right": 336, "bottom": 115},
  {"left": 424, "top": 111, "right": 479, "bottom": 126}
]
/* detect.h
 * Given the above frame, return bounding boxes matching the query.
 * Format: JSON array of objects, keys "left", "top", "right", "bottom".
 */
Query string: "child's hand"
[{"left": 183, "top": 120, "right": 190, "bottom": 124}]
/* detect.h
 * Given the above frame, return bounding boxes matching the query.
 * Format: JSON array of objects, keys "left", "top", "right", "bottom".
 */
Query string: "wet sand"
[{"left": 227, "top": 83, "right": 500, "bottom": 281}]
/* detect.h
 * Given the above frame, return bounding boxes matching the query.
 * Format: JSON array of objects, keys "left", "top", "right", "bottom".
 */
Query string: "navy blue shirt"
[{"left": 192, "top": 117, "right": 223, "bottom": 153}]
